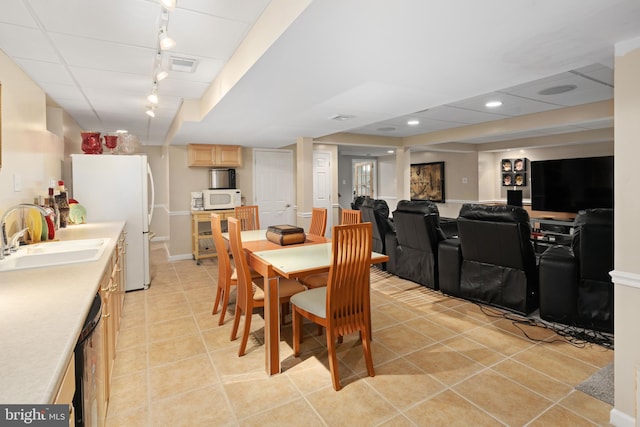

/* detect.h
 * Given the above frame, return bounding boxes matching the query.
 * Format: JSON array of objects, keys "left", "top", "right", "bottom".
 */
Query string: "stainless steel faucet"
[{"left": 0, "top": 204, "right": 49, "bottom": 259}]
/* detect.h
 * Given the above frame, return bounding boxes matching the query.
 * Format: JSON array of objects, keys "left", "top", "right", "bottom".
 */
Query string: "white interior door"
[
  {"left": 313, "top": 151, "right": 332, "bottom": 236},
  {"left": 254, "top": 149, "right": 294, "bottom": 227}
]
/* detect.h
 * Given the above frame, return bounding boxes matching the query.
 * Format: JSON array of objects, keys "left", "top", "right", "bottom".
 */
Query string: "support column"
[
  {"left": 395, "top": 146, "right": 410, "bottom": 202},
  {"left": 611, "top": 37, "right": 640, "bottom": 427},
  {"left": 296, "top": 137, "right": 314, "bottom": 228}
]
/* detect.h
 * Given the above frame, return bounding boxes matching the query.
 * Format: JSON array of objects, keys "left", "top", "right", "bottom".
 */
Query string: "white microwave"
[{"left": 203, "top": 189, "right": 241, "bottom": 210}]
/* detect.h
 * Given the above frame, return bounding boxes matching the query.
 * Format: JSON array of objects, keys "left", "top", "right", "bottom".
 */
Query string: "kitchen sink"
[{"left": 0, "top": 238, "right": 111, "bottom": 272}]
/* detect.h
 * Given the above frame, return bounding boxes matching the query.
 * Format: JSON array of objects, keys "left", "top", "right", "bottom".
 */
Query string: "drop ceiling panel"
[
  {"left": 0, "top": 24, "right": 60, "bottom": 62},
  {"left": 421, "top": 105, "right": 508, "bottom": 124},
  {"left": 449, "top": 92, "right": 561, "bottom": 116},
  {"left": 14, "top": 59, "right": 76, "bottom": 86},
  {"left": 28, "top": 0, "right": 160, "bottom": 47},
  {"left": 168, "top": 9, "right": 253, "bottom": 59},
  {"left": 70, "top": 68, "right": 149, "bottom": 92},
  {"left": 177, "top": 0, "right": 271, "bottom": 23},
  {"left": 51, "top": 34, "right": 154, "bottom": 74}
]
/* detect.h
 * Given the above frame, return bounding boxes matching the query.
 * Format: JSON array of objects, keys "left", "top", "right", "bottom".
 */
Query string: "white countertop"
[{"left": 0, "top": 221, "right": 125, "bottom": 404}]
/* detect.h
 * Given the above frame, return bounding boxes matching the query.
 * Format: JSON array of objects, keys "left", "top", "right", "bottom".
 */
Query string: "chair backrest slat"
[
  {"left": 309, "top": 207, "right": 328, "bottom": 237},
  {"left": 227, "top": 217, "right": 252, "bottom": 314},
  {"left": 326, "top": 222, "right": 373, "bottom": 336},
  {"left": 234, "top": 205, "right": 260, "bottom": 231},
  {"left": 340, "top": 209, "right": 362, "bottom": 225}
]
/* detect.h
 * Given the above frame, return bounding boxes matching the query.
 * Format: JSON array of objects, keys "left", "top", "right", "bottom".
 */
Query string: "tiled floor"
[{"left": 105, "top": 242, "right": 614, "bottom": 426}]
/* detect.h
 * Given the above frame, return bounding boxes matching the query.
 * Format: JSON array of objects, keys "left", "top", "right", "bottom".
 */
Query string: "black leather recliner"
[
  {"left": 386, "top": 200, "right": 447, "bottom": 289},
  {"left": 360, "top": 199, "right": 395, "bottom": 269},
  {"left": 439, "top": 203, "right": 539, "bottom": 315},
  {"left": 538, "top": 209, "right": 614, "bottom": 333}
]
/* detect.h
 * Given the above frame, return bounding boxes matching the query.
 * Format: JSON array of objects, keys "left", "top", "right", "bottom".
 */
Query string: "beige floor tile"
[
  {"left": 375, "top": 301, "right": 421, "bottom": 323},
  {"left": 364, "top": 357, "right": 445, "bottom": 409},
  {"left": 403, "top": 316, "right": 459, "bottom": 342},
  {"left": 441, "top": 334, "right": 505, "bottom": 367},
  {"left": 116, "top": 325, "right": 147, "bottom": 350},
  {"left": 149, "top": 354, "right": 218, "bottom": 400},
  {"left": 209, "top": 344, "right": 268, "bottom": 380},
  {"left": 306, "top": 380, "right": 399, "bottom": 426},
  {"left": 107, "top": 370, "right": 148, "bottom": 415},
  {"left": 374, "top": 323, "right": 436, "bottom": 355},
  {"left": 223, "top": 374, "right": 302, "bottom": 419},
  {"left": 106, "top": 405, "right": 149, "bottom": 427},
  {"left": 512, "top": 344, "right": 600, "bottom": 385},
  {"left": 239, "top": 398, "right": 324, "bottom": 427},
  {"left": 147, "top": 315, "right": 198, "bottom": 342},
  {"left": 403, "top": 389, "right": 500, "bottom": 427},
  {"left": 376, "top": 414, "right": 416, "bottom": 427},
  {"left": 545, "top": 339, "right": 614, "bottom": 368},
  {"left": 491, "top": 317, "right": 559, "bottom": 342},
  {"left": 201, "top": 324, "right": 238, "bottom": 352},
  {"left": 111, "top": 344, "right": 148, "bottom": 378},
  {"left": 453, "top": 370, "right": 553, "bottom": 426},
  {"left": 147, "top": 334, "right": 206, "bottom": 366},
  {"left": 460, "top": 323, "right": 536, "bottom": 356},
  {"left": 147, "top": 301, "right": 192, "bottom": 324},
  {"left": 559, "top": 390, "right": 613, "bottom": 426},
  {"left": 151, "top": 385, "right": 236, "bottom": 427},
  {"left": 404, "top": 343, "right": 485, "bottom": 386},
  {"left": 425, "top": 309, "right": 486, "bottom": 334},
  {"left": 337, "top": 339, "right": 398, "bottom": 375},
  {"left": 492, "top": 359, "right": 573, "bottom": 401},
  {"left": 284, "top": 353, "right": 353, "bottom": 394},
  {"left": 528, "top": 404, "right": 597, "bottom": 427}
]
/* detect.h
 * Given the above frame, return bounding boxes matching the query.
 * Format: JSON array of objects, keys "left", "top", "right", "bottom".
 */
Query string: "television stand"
[{"left": 531, "top": 217, "right": 575, "bottom": 254}]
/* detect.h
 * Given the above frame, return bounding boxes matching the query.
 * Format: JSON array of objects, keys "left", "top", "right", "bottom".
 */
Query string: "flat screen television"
[{"left": 531, "top": 156, "right": 613, "bottom": 213}]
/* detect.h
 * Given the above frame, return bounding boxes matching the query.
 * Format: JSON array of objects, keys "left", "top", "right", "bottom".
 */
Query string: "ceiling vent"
[
  {"left": 538, "top": 84, "right": 577, "bottom": 95},
  {"left": 329, "top": 114, "right": 355, "bottom": 121},
  {"left": 169, "top": 56, "right": 198, "bottom": 73}
]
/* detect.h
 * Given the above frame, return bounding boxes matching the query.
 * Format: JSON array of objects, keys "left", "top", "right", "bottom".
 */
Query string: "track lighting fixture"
[
  {"left": 159, "top": 27, "right": 176, "bottom": 50},
  {"left": 158, "top": 0, "right": 176, "bottom": 12},
  {"left": 145, "top": 106, "right": 156, "bottom": 118},
  {"left": 147, "top": 84, "right": 159, "bottom": 105}
]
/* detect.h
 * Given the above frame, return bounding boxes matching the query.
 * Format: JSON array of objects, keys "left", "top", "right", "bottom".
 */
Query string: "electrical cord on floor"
[{"left": 475, "top": 302, "right": 614, "bottom": 350}]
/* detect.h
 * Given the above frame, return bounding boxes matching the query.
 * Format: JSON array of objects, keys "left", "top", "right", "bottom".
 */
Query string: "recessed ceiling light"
[
  {"left": 538, "top": 84, "right": 577, "bottom": 95},
  {"left": 485, "top": 101, "right": 503, "bottom": 108},
  {"left": 328, "top": 114, "right": 355, "bottom": 121},
  {"left": 407, "top": 119, "right": 420, "bottom": 126},
  {"left": 387, "top": 150, "right": 394, "bottom": 154},
  {"left": 116, "top": 130, "right": 128, "bottom": 134}
]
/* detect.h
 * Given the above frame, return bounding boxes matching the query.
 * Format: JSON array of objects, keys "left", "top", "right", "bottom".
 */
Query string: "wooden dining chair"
[
  {"left": 290, "top": 222, "right": 374, "bottom": 390},
  {"left": 227, "top": 217, "right": 307, "bottom": 356},
  {"left": 308, "top": 207, "right": 327, "bottom": 237},
  {"left": 234, "top": 205, "right": 260, "bottom": 231},
  {"left": 341, "top": 209, "right": 362, "bottom": 225},
  {"left": 211, "top": 213, "right": 235, "bottom": 325},
  {"left": 300, "top": 208, "right": 362, "bottom": 290}
]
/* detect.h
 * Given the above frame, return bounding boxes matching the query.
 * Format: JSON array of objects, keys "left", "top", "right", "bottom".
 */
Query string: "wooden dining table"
[{"left": 222, "top": 229, "right": 388, "bottom": 375}]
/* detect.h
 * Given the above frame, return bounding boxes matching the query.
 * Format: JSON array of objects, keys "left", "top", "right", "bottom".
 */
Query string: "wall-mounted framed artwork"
[
  {"left": 410, "top": 161, "right": 445, "bottom": 203},
  {"left": 501, "top": 157, "right": 528, "bottom": 187}
]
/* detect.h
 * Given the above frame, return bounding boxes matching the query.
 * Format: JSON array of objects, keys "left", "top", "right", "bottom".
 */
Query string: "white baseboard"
[
  {"left": 168, "top": 253, "right": 193, "bottom": 262},
  {"left": 610, "top": 408, "right": 635, "bottom": 426}
]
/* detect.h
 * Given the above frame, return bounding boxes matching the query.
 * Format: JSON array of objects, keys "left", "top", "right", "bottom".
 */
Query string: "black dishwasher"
[{"left": 73, "top": 293, "right": 103, "bottom": 427}]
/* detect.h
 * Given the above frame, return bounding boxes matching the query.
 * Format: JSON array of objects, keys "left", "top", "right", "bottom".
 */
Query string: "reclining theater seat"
[
  {"left": 455, "top": 204, "right": 539, "bottom": 315},
  {"left": 539, "top": 208, "right": 614, "bottom": 333},
  {"left": 359, "top": 198, "right": 395, "bottom": 268},
  {"left": 386, "top": 200, "right": 447, "bottom": 289}
]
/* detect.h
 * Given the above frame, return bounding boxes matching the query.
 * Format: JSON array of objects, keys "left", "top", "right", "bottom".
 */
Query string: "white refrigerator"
[{"left": 71, "top": 154, "right": 155, "bottom": 291}]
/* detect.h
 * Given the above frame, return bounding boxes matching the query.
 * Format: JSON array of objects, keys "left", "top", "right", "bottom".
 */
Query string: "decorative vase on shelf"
[
  {"left": 103, "top": 135, "right": 118, "bottom": 154},
  {"left": 117, "top": 133, "right": 140, "bottom": 155},
  {"left": 81, "top": 131, "right": 102, "bottom": 154}
]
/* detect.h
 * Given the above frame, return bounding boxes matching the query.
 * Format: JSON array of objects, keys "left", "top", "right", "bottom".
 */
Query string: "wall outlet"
[{"left": 462, "top": 177, "right": 468, "bottom": 184}]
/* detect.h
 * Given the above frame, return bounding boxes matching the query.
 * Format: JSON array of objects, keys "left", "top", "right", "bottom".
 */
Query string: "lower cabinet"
[
  {"left": 53, "top": 354, "right": 75, "bottom": 427},
  {"left": 97, "top": 229, "right": 126, "bottom": 424}
]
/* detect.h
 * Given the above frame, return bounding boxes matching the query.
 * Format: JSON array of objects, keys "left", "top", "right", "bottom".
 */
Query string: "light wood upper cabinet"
[{"left": 188, "top": 144, "right": 242, "bottom": 167}]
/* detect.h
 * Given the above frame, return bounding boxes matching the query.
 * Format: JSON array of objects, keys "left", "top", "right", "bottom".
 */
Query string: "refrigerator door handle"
[{"left": 147, "top": 163, "right": 155, "bottom": 226}]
